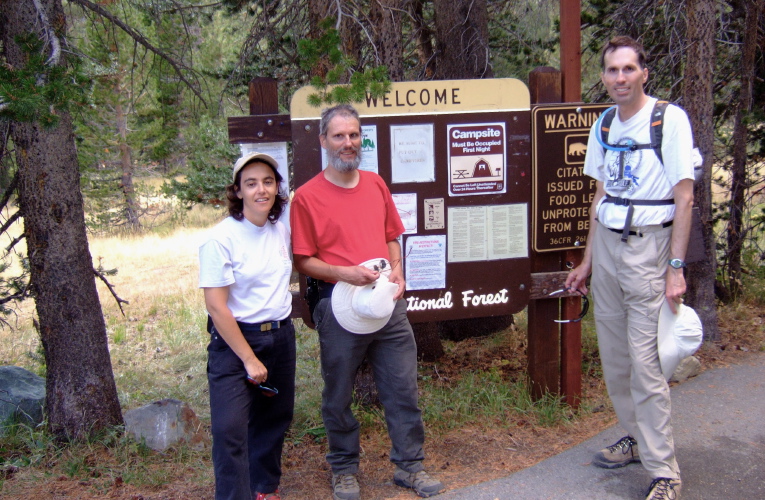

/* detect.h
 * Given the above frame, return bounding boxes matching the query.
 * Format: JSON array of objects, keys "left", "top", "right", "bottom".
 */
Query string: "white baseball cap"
[
  {"left": 331, "top": 258, "right": 399, "bottom": 334},
  {"left": 657, "top": 301, "right": 703, "bottom": 381},
  {"left": 232, "top": 152, "right": 278, "bottom": 182}
]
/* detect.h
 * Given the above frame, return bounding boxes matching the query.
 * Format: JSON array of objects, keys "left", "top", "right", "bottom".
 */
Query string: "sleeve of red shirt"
[{"left": 289, "top": 188, "right": 317, "bottom": 258}]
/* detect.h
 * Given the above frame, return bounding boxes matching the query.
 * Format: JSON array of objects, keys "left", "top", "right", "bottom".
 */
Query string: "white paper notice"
[
  {"left": 390, "top": 124, "right": 435, "bottom": 183},
  {"left": 447, "top": 204, "right": 528, "bottom": 262},
  {"left": 424, "top": 197, "right": 445, "bottom": 230},
  {"left": 405, "top": 235, "right": 446, "bottom": 290},
  {"left": 360, "top": 125, "right": 379, "bottom": 173},
  {"left": 392, "top": 193, "right": 418, "bottom": 234}
]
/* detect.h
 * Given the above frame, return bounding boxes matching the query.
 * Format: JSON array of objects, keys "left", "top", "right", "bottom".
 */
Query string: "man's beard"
[{"left": 327, "top": 145, "right": 362, "bottom": 173}]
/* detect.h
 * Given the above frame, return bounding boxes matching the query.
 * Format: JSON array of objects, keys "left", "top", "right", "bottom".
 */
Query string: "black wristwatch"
[{"left": 668, "top": 258, "right": 687, "bottom": 269}]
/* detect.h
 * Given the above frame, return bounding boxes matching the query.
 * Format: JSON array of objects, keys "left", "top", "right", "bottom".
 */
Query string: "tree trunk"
[
  {"left": 683, "top": 0, "right": 719, "bottom": 340},
  {"left": 412, "top": 0, "right": 435, "bottom": 79},
  {"left": 726, "top": 0, "right": 762, "bottom": 298},
  {"left": 308, "top": 0, "right": 333, "bottom": 79},
  {"left": 370, "top": 0, "right": 404, "bottom": 81},
  {"left": 115, "top": 95, "right": 141, "bottom": 230},
  {"left": 1, "top": 0, "right": 123, "bottom": 439},
  {"left": 432, "top": 0, "right": 492, "bottom": 79}
]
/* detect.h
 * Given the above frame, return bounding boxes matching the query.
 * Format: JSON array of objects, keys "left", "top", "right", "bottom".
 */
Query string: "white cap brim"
[{"left": 233, "top": 152, "right": 278, "bottom": 182}]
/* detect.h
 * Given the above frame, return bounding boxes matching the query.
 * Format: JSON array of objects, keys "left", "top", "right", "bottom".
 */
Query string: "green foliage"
[
  {"left": 296, "top": 18, "right": 391, "bottom": 107},
  {"left": 0, "top": 33, "right": 88, "bottom": 127},
  {"left": 297, "top": 18, "right": 345, "bottom": 71},
  {"left": 305, "top": 66, "right": 392, "bottom": 107},
  {"left": 581, "top": 0, "right": 689, "bottom": 102},
  {"left": 420, "top": 367, "right": 574, "bottom": 431},
  {"left": 488, "top": 1, "right": 559, "bottom": 81},
  {"left": 0, "top": 421, "right": 58, "bottom": 470},
  {"left": 161, "top": 116, "right": 239, "bottom": 207}
]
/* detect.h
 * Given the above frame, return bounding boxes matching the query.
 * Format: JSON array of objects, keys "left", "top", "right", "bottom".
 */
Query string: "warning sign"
[
  {"left": 447, "top": 123, "right": 506, "bottom": 196},
  {"left": 532, "top": 103, "right": 610, "bottom": 252}
]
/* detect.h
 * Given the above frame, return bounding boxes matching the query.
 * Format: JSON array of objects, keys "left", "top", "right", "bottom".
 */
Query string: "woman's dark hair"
[{"left": 225, "top": 159, "right": 288, "bottom": 223}]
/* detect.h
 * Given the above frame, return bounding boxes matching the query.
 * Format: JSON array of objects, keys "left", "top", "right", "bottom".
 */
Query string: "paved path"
[{"left": 437, "top": 353, "right": 765, "bottom": 499}]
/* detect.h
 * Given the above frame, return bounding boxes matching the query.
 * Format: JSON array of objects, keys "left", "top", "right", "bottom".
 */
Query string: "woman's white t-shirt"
[{"left": 198, "top": 216, "right": 292, "bottom": 323}]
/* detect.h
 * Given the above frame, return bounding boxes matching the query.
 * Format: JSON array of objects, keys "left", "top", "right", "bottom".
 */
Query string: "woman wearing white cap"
[{"left": 199, "top": 152, "right": 294, "bottom": 500}]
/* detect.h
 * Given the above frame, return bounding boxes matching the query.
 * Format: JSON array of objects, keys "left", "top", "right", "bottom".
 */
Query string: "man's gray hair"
[{"left": 319, "top": 104, "right": 360, "bottom": 137}]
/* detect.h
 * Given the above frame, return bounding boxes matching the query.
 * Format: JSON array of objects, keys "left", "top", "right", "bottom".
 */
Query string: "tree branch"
[
  {"left": 5, "top": 234, "right": 25, "bottom": 254},
  {"left": 69, "top": 0, "right": 208, "bottom": 107},
  {"left": 0, "top": 278, "right": 31, "bottom": 306},
  {"left": 0, "top": 210, "right": 21, "bottom": 237},
  {"left": 0, "top": 170, "right": 18, "bottom": 215},
  {"left": 93, "top": 268, "right": 129, "bottom": 317},
  {"left": 32, "top": 0, "right": 61, "bottom": 67}
]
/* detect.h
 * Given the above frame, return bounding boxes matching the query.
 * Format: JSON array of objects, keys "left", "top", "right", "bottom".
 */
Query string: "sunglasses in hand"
[
  {"left": 246, "top": 375, "right": 279, "bottom": 397},
  {"left": 548, "top": 287, "right": 590, "bottom": 323}
]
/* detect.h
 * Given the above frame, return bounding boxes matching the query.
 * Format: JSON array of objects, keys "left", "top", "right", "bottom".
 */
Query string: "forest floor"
[{"left": 2, "top": 297, "right": 763, "bottom": 500}]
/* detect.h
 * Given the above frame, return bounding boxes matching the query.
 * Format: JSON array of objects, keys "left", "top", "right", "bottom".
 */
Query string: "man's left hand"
[
  {"left": 388, "top": 268, "right": 406, "bottom": 300},
  {"left": 665, "top": 267, "right": 686, "bottom": 314}
]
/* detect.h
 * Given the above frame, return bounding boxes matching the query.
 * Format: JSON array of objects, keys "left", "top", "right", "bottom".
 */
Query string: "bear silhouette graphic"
[{"left": 568, "top": 142, "right": 587, "bottom": 156}]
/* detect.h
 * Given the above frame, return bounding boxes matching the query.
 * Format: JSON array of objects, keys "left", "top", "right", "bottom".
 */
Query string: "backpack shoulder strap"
[
  {"left": 600, "top": 107, "right": 617, "bottom": 146},
  {"left": 650, "top": 100, "right": 669, "bottom": 165}
]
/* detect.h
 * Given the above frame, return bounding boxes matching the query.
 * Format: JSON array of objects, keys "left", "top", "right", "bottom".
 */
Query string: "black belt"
[
  {"left": 251, "top": 320, "right": 286, "bottom": 332},
  {"left": 605, "top": 220, "right": 673, "bottom": 237},
  {"left": 207, "top": 315, "right": 286, "bottom": 334}
]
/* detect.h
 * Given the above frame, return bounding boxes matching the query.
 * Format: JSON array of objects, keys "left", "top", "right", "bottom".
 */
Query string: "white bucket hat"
[
  {"left": 332, "top": 258, "right": 400, "bottom": 334},
  {"left": 657, "top": 300, "right": 703, "bottom": 380}
]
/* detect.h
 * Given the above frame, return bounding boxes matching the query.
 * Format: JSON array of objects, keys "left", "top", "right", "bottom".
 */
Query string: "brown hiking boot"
[
  {"left": 645, "top": 477, "right": 682, "bottom": 500},
  {"left": 592, "top": 435, "right": 640, "bottom": 469}
]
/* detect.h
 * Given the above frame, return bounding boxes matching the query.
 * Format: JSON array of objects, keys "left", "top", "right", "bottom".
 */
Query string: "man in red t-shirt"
[{"left": 291, "top": 104, "right": 444, "bottom": 500}]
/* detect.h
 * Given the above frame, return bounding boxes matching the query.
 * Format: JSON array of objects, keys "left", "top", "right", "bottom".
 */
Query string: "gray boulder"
[
  {"left": 0, "top": 366, "right": 46, "bottom": 430},
  {"left": 670, "top": 355, "right": 702, "bottom": 383},
  {"left": 123, "top": 398, "right": 209, "bottom": 452}
]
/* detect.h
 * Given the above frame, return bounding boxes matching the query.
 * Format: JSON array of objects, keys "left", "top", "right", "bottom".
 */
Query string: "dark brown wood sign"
[{"left": 531, "top": 103, "right": 609, "bottom": 252}]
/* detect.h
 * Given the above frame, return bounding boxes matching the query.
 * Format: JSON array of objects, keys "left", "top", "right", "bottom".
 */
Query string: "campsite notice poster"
[{"left": 447, "top": 122, "right": 507, "bottom": 197}]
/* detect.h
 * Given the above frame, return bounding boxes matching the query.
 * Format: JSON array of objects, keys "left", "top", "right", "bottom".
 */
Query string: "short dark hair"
[
  {"left": 601, "top": 35, "right": 647, "bottom": 70},
  {"left": 319, "top": 104, "right": 360, "bottom": 137},
  {"left": 225, "top": 159, "right": 287, "bottom": 223}
]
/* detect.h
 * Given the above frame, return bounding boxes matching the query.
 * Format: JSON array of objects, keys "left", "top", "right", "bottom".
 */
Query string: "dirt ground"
[{"left": 2, "top": 309, "right": 762, "bottom": 500}]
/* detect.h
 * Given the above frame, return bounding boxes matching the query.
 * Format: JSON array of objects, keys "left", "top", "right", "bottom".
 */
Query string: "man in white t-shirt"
[{"left": 566, "top": 36, "right": 694, "bottom": 500}]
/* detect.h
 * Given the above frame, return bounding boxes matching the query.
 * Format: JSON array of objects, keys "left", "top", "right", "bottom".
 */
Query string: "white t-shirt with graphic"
[
  {"left": 199, "top": 216, "right": 292, "bottom": 323},
  {"left": 584, "top": 97, "right": 695, "bottom": 229}
]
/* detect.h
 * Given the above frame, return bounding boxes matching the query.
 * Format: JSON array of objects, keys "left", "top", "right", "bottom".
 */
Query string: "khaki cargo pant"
[{"left": 591, "top": 221, "right": 680, "bottom": 480}]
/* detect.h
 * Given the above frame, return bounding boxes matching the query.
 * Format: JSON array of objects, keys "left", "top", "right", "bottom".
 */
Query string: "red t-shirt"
[{"left": 290, "top": 170, "right": 404, "bottom": 268}]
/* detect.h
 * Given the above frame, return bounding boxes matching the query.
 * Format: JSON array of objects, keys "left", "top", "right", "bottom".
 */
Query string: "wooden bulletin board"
[{"left": 290, "top": 79, "right": 532, "bottom": 324}]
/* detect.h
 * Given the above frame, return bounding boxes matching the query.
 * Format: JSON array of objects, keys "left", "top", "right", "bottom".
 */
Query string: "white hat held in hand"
[
  {"left": 332, "top": 258, "right": 400, "bottom": 334},
  {"left": 658, "top": 300, "right": 703, "bottom": 381}
]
